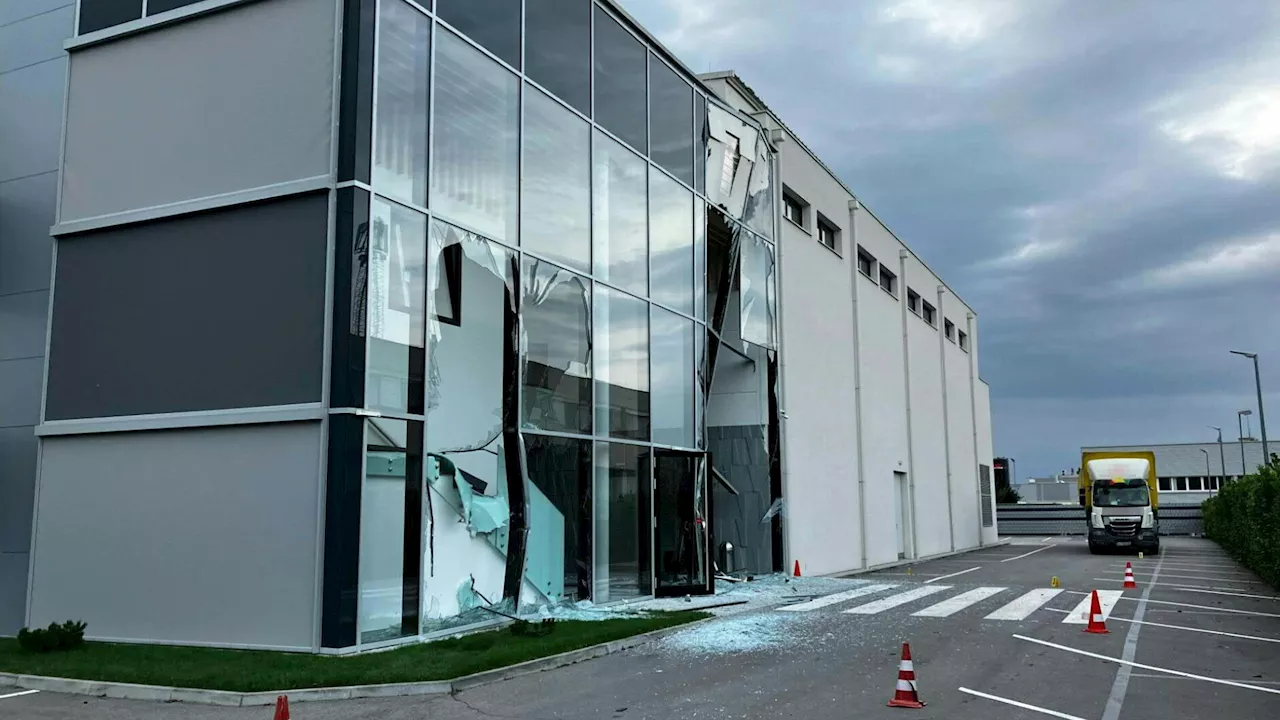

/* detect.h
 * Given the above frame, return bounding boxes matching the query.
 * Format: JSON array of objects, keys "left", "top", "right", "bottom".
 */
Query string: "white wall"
[
  {"left": 976, "top": 379, "right": 998, "bottom": 543},
  {"left": 942, "top": 292, "right": 981, "bottom": 550}
]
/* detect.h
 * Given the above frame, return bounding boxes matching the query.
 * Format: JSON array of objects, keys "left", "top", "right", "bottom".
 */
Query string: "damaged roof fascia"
[{"left": 701, "top": 70, "right": 977, "bottom": 317}]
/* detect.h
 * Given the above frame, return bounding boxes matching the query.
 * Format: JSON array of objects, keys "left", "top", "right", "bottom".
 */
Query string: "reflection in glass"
[
  {"left": 594, "top": 442, "right": 652, "bottom": 603},
  {"left": 694, "top": 327, "right": 706, "bottom": 448},
  {"left": 523, "top": 87, "right": 591, "bottom": 273},
  {"left": 740, "top": 234, "right": 777, "bottom": 349},
  {"left": 593, "top": 5, "right": 647, "bottom": 153},
  {"left": 373, "top": 0, "right": 430, "bottom": 206},
  {"left": 435, "top": 0, "right": 521, "bottom": 69},
  {"left": 694, "top": 201, "right": 707, "bottom": 321},
  {"left": 433, "top": 30, "right": 519, "bottom": 245},
  {"left": 654, "top": 450, "right": 708, "bottom": 592},
  {"left": 360, "top": 417, "right": 423, "bottom": 643},
  {"left": 694, "top": 94, "right": 707, "bottom": 195},
  {"left": 649, "top": 54, "right": 694, "bottom": 186},
  {"left": 522, "top": 259, "right": 592, "bottom": 435},
  {"left": 649, "top": 168, "right": 694, "bottom": 315},
  {"left": 593, "top": 133, "right": 648, "bottom": 296},
  {"left": 525, "top": 435, "right": 593, "bottom": 601},
  {"left": 366, "top": 199, "right": 426, "bottom": 415},
  {"left": 743, "top": 136, "right": 775, "bottom": 240},
  {"left": 526, "top": 0, "right": 591, "bottom": 116},
  {"left": 651, "top": 307, "right": 695, "bottom": 448},
  {"left": 595, "top": 287, "right": 649, "bottom": 441}
]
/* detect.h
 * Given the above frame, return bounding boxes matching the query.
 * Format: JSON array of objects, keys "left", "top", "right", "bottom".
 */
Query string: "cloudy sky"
[{"left": 620, "top": 0, "right": 1280, "bottom": 478}]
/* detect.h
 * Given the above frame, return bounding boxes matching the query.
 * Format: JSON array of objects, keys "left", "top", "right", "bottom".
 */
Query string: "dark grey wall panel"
[
  {"left": 709, "top": 424, "right": 773, "bottom": 575},
  {"left": 0, "top": 56, "right": 65, "bottom": 183},
  {"left": 0, "top": 172, "right": 57, "bottom": 295},
  {"left": 0, "top": 290, "right": 48, "bottom": 361},
  {"left": 0, "top": 0, "right": 72, "bottom": 26},
  {"left": 45, "top": 193, "right": 329, "bottom": 420},
  {"left": 0, "top": 3, "right": 71, "bottom": 73},
  {"left": 0, "top": 552, "right": 28, "bottom": 635},
  {"left": 59, "top": 0, "right": 336, "bottom": 222},
  {"left": 0, "top": 427, "right": 36, "bottom": 552},
  {"left": 0, "top": 357, "right": 42, "bottom": 427}
]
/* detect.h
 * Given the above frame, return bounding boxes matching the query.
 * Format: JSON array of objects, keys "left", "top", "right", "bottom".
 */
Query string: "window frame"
[
  {"left": 856, "top": 247, "right": 876, "bottom": 278},
  {"left": 944, "top": 318, "right": 956, "bottom": 342},
  {"left": 815, "top": 214, "right": 839, "bottom": 253},
  {"left": 878, "top": 264, "right": 898, "bottom": 297},
  {"left": 782, "top": 190, "right": 807, "bottom": 230},
  {"left": 958, "top": 329, "right": 969, "bottom": 351},
  {"left": 907, "top": 289, "right": 920, "bottom": 315},
  {"left": 921, "top": 301, "right": 937, "bottom": 327}
]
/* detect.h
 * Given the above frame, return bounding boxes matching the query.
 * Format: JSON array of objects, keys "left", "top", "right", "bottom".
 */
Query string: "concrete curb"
[
  {"left": 835, "top": 538, "right": 1014, "bottom": 578},
  {"left": 0, "top": 618, "right": 711, "bottom": 707}
]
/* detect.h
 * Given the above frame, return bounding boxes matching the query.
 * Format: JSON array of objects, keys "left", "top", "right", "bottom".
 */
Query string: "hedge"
[{"left": 1202, "top": 457, "right": 1280, "bottom": 589}]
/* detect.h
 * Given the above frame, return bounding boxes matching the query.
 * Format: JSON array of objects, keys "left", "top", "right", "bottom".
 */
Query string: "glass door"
[{"left": 653, "top": 450, "right": 713, "bottom": 596}]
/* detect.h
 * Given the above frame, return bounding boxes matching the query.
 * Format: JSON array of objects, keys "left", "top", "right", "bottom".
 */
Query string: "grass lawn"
[{"left": 0, "top": 612, "right": 706, "bottom": 692}]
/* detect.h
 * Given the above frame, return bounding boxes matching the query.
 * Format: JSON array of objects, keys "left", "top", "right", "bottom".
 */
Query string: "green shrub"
[
  {"left": 16, "top": 620, "right": 88, "bottom": 654},
  {"left": 1203, "top": 459, "right": 1280, "bottom": 589}
]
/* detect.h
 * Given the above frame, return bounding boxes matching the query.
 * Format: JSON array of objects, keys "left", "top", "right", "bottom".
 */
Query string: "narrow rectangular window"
[
  {"left": 958, "top": 330, "right": 969, "bottom": 351},
  {"left": 1176, "top": 477, "right": 1187, "bottom": 491},
  {"left": 879, "top": 265, "right": 897, "bottom": 297},
  {"left": 817, "top": 219, "right": 838, "bottom": 251},
  {"left": 784, "top": 195, "right": 804, "bottom": 226},
  {"left": 1158, "top": 477, "right": 1171, "bottom": 492},
  {"left": 857, "top": 248, "right": 875, "bottom": 277},
  {"left": 922, "top": 301, "right": 936, "bottom": 327},
  {"left": 907, "top": 289, "right": 920, "bottom": 314},
  {"left": 1188, "top": 477, "right": 1203, "bottom": 491},
  {"left": 944, "top": 319, "right": 956, "bottom": 341}
]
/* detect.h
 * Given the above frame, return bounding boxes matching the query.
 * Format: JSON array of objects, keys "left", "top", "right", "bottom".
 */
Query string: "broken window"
[
  {"left": 360, "top": 417, "right": 423, "bottom": 643},
  {"left": 524, "top": 434, "right": 593, "bottom": 601},
  {"left": 694, "top": 93, "right": 708, "bottom": 195},
  {"left": 593, "top": 131, "right": 648, "bottom": 297},
  {"left": 366, "top": 198, "right": 427, "bottom": 415},
  {"left": 740, "top": 234, "right": 777, "bottom": 349},
  {"left": 705, "top": 103, "right": 772, "bottom": 232},
  {"left": 742, "top": 134, "right": 775, "bottom": 240},
  {"left": 594, "top": 286, "right": 650, "bottom": 441},
  {"left": 649, "top": 166, "right": 694, "bottom": 315},
  {"left": 522, "top": 259, "right": 592, "bottom": 435},
  {"left": 593, "top": 442, "right": 652, "bottom": 602},
  {"left": 694, "top": 200, "right": 707, "bottom": 321}
]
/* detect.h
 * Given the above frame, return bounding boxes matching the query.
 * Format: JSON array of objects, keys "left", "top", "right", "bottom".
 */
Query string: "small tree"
[{"left": 995, "top": 471, "right": 1022, "bottom": 503}]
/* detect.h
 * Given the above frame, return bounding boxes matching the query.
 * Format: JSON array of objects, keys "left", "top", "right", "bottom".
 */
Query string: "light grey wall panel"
[
  {"left": 0, "top": 426, "right": 37, "bottom": 552},
  {"left": 0, "top": 172, "right": 57, "bottom": 295},
  {"left": 0, "top": 56, "right": 66, "bottom": 183},
  {"left": 29, "top": 422, "right": 323, "bottom": 649},
  {"left": 0, "top": 290, "right": 49, "bottom": 361},
  {"left": 0, "top": 552, "right": 29, "bottom": 634},
  {"left": 0, "top": 3, "right": 71, "bottom": 73},
  {"left": 59, "top": 0, "right": 336, "bottom": 222},
  {"left": 0, "top": 0, "right": 71, "bottom": 26},
  {"left": 0, "top": 357, "right": 42, "bottom": 428}
]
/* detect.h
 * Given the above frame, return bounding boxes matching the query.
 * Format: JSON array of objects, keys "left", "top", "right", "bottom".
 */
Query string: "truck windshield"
[{"left": 1093, "top": 482, "right": 1149, "bottom": 507}]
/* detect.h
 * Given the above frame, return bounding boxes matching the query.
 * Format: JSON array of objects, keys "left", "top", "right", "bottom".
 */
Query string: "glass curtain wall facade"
[{"left": 323, "top": 0, "right": 778, "bottom": 650}]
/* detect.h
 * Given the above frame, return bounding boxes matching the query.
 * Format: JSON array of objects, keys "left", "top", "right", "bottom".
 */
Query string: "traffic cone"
[
  {"left": 1123, "top": 563, "right": 1137, "bottom": 589},
  {"left": 793, "top": 560, "right": 802, "bottom": 577},
  {"left": 1084, "top": 590, "right": 1110, "bottom": 634},
  {"left": 887, "top": 642, "right": 926, "bottom": 709},
  {"left": 274, "top": 695, "right": 290, "bottom": 720}
]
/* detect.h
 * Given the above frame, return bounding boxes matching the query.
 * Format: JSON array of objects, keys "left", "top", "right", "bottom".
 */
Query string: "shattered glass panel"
[
  {"left": 594, "top": 286, "right": 650, "bottom": 441},
  {"left": 525, "top": 435, "right": 593, "bottom": 601},
  {"left": 704, "top": 104, "right": 768, "bottom": 223},
  {"left": 593, "top": 5, "right": 647, "bottom": 153},
  {"left": 695, "top": 327, "right": 706, "bottom": 448},
  {"left": 649, "top": 53, "right": 694, "bottom": 186},
  {"left": 523, "top": 86, "right": 591, "bottom": 273},
  {"left": 694, "top": 200, "right": 707, "bottom": 321},
  {"left": 360, "top": 417, "right": 423, "bottom": 644},
  {"left": 743, "top": 134, "right": 775, "bottom": 240},
  {"left": 650, "top": 307, "right": 696, "bottom": 448},
  {"left": 694, "top": 94, "right": 707, "bottom": 195},
  {"left": 433, "top": 29, "right": 519, "bottom": 245},
  {"left": 366, "top": 198, "right": 427, "bottom": 415},
  {"left": 654, "top": 450, "right": 707, "bottom": 592},
  {"left": 593, "top": 132, "right": 648, "bottom": 297},
  {"left": 373, "top": 0, "right": 430, "bottom": 207},
  {"left": 421, "top": 221, "right": 516, "bottom": 626},
  {"left": 740, "top": 234, "right": 777, "bottom": 350},
  {"left": 648, "top": 166, "right": 694, "bottom": 315},
  {"left": 522, "top": 259, "right": 592, "bottom": 435},
  {"left": 593, "top": 442, "right": 652, "bottom": 603}
]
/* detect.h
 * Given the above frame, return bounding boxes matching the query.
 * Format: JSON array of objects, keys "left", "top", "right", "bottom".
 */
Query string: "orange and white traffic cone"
[
  {"left": 793, "top": 560, "right": 802, "bottom": 577},
  {"left": 1123, "top": 563, "right": 1137, "bottom": 589},
  {"left": 274, "top": 695, "right": 290, "bottom": 720},
  {"left": 887, "top": 642, "right": 926, "bottom": 709},
  {"left": 1084, "top": 590, "right": 1110, "bottom": 634}
]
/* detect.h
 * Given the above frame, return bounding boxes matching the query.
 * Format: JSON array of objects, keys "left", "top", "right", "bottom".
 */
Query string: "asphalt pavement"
[{"left": 4, "top": 536, "right": 1278, "bottom": 719}]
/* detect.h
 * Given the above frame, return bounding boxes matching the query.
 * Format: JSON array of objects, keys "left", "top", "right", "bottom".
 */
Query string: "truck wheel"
[{"left": 1089, "top": 543, "right": 1100, "bottom": 555}]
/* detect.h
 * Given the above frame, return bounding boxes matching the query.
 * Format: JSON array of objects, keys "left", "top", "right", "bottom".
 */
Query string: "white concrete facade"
[{"left": 702, "top": 73, "right": 997, "bottom": 576}]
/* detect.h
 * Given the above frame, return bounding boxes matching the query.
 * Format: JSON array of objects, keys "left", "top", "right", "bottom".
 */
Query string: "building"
[
  {"left": 1081, "top": 441, "right": 1270, "bottom": 505},
  {"left": 1013, "top": 475, "right": 1078, "bottom": 504},
  {"left": 1, "top": 0, "right": 993, "bottom": 651}
]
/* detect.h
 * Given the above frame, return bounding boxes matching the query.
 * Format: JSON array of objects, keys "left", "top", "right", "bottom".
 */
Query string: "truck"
[{"left": 1079, "top": 451, "right": 1160, "bottom": 555}]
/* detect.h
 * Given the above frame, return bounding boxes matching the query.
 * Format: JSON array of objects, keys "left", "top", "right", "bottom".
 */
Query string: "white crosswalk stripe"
[
  {"left": 1062, "top": 590, "right": 1123, "bottom": 624},
  {"left": 778, "top": 584, "right": 898, "bottom": 612},
  {"left": 843, "top": 585, "right": 951, "bottom": 614},
  {"left": 984, "top": 588, "right": 1063, "bottom": 621},
  {"left": 912, "top": 587, "right": 1007, "bottom": 617}
]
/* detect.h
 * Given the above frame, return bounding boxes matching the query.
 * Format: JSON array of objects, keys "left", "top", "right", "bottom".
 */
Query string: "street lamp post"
[
  {"left": 1209, "top": 426, "right": 1225, "bottom": 491},
  {"left": 1230, "top": 351, "right": 1270, "bottom": 465},
  {"left": 1239, "top": 410, "right": 1252, "bottom": 474}
]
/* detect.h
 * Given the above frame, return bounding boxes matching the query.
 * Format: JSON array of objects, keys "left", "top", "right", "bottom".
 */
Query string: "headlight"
[
  {"left": 1092, "top": 512, "right": 1105, "bottom": 529},
  {"left": 1141, "top": 509, "right": 1155, "bottom": 529}
]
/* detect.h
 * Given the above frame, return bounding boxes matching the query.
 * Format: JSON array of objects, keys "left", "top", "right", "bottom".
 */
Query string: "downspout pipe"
[
  {"left": 768, "top": 128, "right": 791, "bottom": 572},
  {"left": 899, "top": 250, "right": 918, "bottom": 559},
  {"left": 938, "top": 286, "right": 955, "bottom": 552},
  {"left": 849, "top": 198, "right": 868, "bottom": 570},
  {"left": 966, "top": 313, "right": 982, "bottom": 546}
]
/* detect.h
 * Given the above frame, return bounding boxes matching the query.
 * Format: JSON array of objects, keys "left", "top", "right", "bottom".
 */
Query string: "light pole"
[
  {"left": 1209, "top": 426, "right": 1225, "bottom": 490},
  {"left": 1199, "top": 449, "right": 1211, "bottom": 488},
  {"left": 1239, "top": 409, "right": 1252, "bottom": 475},
  {"left": 1230, "top": 350, "right": 1269, "bottom": 465}
]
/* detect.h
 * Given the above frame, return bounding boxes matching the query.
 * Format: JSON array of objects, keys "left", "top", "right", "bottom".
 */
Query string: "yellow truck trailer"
[{"left": 1079, "top": 451, "right": 1160, "bottom": 555}]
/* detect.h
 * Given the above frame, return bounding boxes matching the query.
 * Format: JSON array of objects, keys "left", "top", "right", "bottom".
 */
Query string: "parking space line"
[
  {"left": 778, "top": 584, "right": 897, "bottom": 612},
  {"left": 1045, "top": 608, "right": 1280, "bottom": 644},
  {"left": 1063, "top": 590, "right": 1123, "bottom": 624},
  {"left": 984, "top": 588, "right": 1063, "bottom": 620},
  {"left": 0, "top": 690, "right": 39, "bottom": 701},
  {"left": 925, "top": 567, "right": 980, "bottom": 583},
  {"left": 1143, "top": 572, "right": 1267, "bottom": 584},
  {"left": 1091, "top": 578, "right": 1257, "bottom": 593},
  {"left": 1131, "top": 562, "right": 1248, "bottom": 572},
  {"left": 1130, "top": 674, "right": 1280, "bottom": 684},
  {"left": 958, "top": 687, "right": 1087, "bottom": 720},
  {"left": 913, "top": 587, "right": 1006, "bottom": 617},
  {"left": 1064, "top": 591, "right": 1280, "bottom": 618},
  {"left": 1164, "top": 586, "right": 1280, "bottom": 601},
  {"left": 843, "top": 585, "right": 950, "bottom": 614},
  {"left": 1001, "top": 545, "right": 1053, "bottom": 562},
  {"left": 1014, "top": 634, "right": 1280, "bottom": 695}
]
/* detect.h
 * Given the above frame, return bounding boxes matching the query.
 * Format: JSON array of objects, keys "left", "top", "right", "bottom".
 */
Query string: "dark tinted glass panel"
[
  {"left": 649, "top": 55, "right": 693, "bottom": 185},
  {"left": 526, "top": 0, "right": 591, "bottom": 115},
  {"left": 593, "top": 132, "right": 647, "bottom": 296},
  {"left": 46, "top": 194, "right": 328, "bottom": 420},
  {"left": 433, "top": 30, "right": 520, "bottom": 245},
  {"left": 331, "top": 188, "right": 371, "bottom": 409},
  {"left": 595, "top": 286, "right": 649, "bottom": 441},
  {"left": 338, "top": 0, "right": 376, "bottom": 183},
  {"left": 650, "top": 307, "right": 695, "bottom": 448},
  {"left": 79, "top": 0, "right": 143, "bottom": 34},
  {"left": 522, "top": 258, "right": 592, "bottom": 435},
  {"left": 649, "top": 167, "right": 694, "bottom": 314},
  {"left": 436, "top": 0, "right": 521, "bottom": 69},
  {"left": 694, "top": 94, "right": 707, "bottom": 194},
  {"left": 322, "top": 413, "right": 364, "bottom": 648},
  {"left": 593, "top": 6, "right": 647, "bottom": 153},
  {"left": 593, "top": 442, "right": 652, "bottom": 601},
  {"left": 374, "top": 0, "right": 431, "bottom": 207},
  {"left": 525, "top": 435, "right": 593, "bottom": 601},
  {"left": 523, "top": 87, "right": 591, "bottom": 273},
  {"left": 145, "top": 0, "right": 203, "bottom": 14}
]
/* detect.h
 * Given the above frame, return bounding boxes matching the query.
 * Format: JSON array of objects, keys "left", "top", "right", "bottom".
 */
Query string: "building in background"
[
  {"left": 3, "top": 0, "right": 992, "bottom": 650},
  {"left": 1013, "top": 474, "right": 1078, "bottom": 504},
  {"left": 1081, "top": 441, "right": 1270, "bottom": 505}
]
